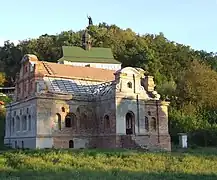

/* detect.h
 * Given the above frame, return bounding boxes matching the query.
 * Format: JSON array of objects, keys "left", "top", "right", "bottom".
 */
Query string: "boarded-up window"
[
  {"left": 28, "top": 115, "right": 31, "bottom": 131},
  {"left": 16, "top": 116, "right": 20, "bottom": 131},
  {"left": 127, "top": 82, "right": 132, "bottom": 88},
  {"left": 65, "top": 113, "right": 76, "bottom": 128},
  {"left": 104, "top": 115, "right": 110, "bottom": 129},
  {"left": 22, "top": 115, "right": 27, "bottom": 131},
  {"left": 151, "top": 117, "right": 157, "bottom": 131},
  {"left": 145, "top": 116, "right": 149, "bottom": 131},
  {"left": 56, "top": 113, "right": 61, "bottom": 130},
  {"left": 11, "top": 117, "right": 15, "bottom": 133}
]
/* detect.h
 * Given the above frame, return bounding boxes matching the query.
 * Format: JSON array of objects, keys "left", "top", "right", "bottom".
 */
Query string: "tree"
[
  {"left": 176, "top": 60, "right": 217, "bottom": 110},
  {"left": 0, "top": 72, "right": 5, "bottom": 86}
]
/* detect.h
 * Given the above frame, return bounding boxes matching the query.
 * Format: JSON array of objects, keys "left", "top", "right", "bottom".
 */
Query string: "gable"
[{"left": 115, "top": 67, "right": 143, "bottom": 77}]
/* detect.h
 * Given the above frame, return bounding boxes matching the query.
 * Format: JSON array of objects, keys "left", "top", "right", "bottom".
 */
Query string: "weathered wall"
[
  {"left": 36, "top": 93, "right": 100, "bottom": 149},
  {"left": 114, "top": 67, "right": 149, "bottom": 135},
  {"left": 52, "top": 101, "right": 98, "bottom": 149},
  {"left": 145, "top": 101, "right": 170, "bottom": 136},
  {"left": 115, "top": 99, "right": 171, "bottom": 151},
  {"left": 4, "top": 97, "right": 37, "bottom": 148},
  {"left": 4, "top": 137, "right": 36, "bottom": 149},
  {"left": 88, "top": 88, "right": 117, "bottom": 148},
  {"left": 36, "top": 137, "right": 53, "bottom": 149},
  {"left": 47, "top": 88, "right": 117, "bottom": 149},
  {"left": 113, "top": 67, "right": 171, "bottom": 151},
  {"left": 36, "top": 95, "right": 71, "bottom": 148},
  {"left": 15, "top": 54, "right": 40, "bottom": 101},
  {"left": 96, "top": 89, "right": 116, "bottom": 135},
  {"left": 53, "top": 136, "right": 90, "bottom": 149},
  {"left": 116, "top": 96, "right": 139, "bottom": 134}
]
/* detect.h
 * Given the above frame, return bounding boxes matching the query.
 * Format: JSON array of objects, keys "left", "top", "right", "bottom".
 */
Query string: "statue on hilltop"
[{"left": 87, "top": 15, "right": 93, "bottom": 27}]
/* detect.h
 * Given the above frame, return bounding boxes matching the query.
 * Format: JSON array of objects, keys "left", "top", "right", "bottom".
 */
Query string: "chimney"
[{"left": 142, "top": 76, "right": 155, "bottom": 92}]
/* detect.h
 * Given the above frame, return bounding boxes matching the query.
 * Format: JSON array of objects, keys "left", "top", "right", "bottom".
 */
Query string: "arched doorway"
[
  {"left": 126, "top": 112, "right": 135, "bottom": 135},
  {"left": 69, "top": 140, "right": 74, "bottom": 148}
]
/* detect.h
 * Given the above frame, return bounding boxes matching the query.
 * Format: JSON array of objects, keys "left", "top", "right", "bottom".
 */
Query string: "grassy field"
[{"left": 0, "top": 148, "right": 217, "bottom": 180}]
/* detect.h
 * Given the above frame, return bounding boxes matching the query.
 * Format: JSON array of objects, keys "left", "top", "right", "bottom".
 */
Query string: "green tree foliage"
[
  {"left": 1, "top": 23, "right": 217, "bottom": 146},
  {"left": 176, "top": 60, "right": 217, "bottom": 111},
  {"left": 0, "top": 72, "right": 5, "bottom": 86}
]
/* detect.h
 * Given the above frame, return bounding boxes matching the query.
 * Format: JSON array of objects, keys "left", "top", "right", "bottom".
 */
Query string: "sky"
[{"left": 0, "top": 0, "right": 217, "bottom": 52}]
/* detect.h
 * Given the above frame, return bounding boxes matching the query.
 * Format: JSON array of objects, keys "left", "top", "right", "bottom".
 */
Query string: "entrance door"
[{"left": 69, "top": 140, "right": 74, "bottom": 148}]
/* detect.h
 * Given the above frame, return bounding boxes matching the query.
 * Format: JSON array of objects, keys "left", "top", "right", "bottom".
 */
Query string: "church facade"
[
  {"left": 4, "top": 54, "right": 171, "bottom": 150},
  {"left": 4, "top": 19, "right": 171, "bottom": 151}
]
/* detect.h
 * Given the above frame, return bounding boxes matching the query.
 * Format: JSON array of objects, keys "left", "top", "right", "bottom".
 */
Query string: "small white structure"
[{"left": 178, "top": 133, "right": 188, "bottom": 148}]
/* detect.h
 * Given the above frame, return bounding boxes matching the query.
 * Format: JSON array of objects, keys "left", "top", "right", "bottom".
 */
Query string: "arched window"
[
  {"left": 28, "top": 115, "right": 31, "bottom": 131},
  {"left": 145, "top": 116, "right": 149, "bottom": 131},
  {"left": 65, "top": 113, "right": 76, "bottom": 128},
  {"left": 22, "top": 115, "right": 27, "bottom": 131},
  {"left": 148, "top": 111, "right": 151, "bottom": 116},
  {"left": 56, "top": 113, "right": 61, "bottom": 130},
  {"left": 16, "top": 116, "right": 20, "bottom": 131},
  {"left": 127, "top": 82, "right": 132, "bottom": 88},
  {"left": 69, "top": 140, "right": 74, "bottom": 148},
  {"left": 61, "top": 107, "right": 65, "bottom": 112},
  {"left": 126, "top": 112, "right": 135, "bottom": 135},
  {"left": 11, "top": 118, "right": 15, "bottom": 133},
  {"left": 79, "top": 113, "right": 87, "bottom": 129},
  {"left": 151, "top": 117, "right": 157, "bottom": 131},
  {"left": 104, "top": 115, "right": 110, "bottom": 129},
  {"left": 76, "top": 107, "right": 80, "bottom": 113}
]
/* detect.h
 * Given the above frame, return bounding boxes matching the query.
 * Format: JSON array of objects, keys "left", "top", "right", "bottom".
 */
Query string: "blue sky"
[{"left": 0, "top": 0, "right": 217, "bottom": 52}]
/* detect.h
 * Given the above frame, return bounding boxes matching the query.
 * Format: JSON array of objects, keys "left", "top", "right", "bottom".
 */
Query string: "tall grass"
[{"left": 0, "top": 148, "right": 217, "bottom": 179}]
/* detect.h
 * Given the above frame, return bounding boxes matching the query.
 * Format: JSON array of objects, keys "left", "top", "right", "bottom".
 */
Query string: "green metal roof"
[{"left": 58, "top": 46, "right": 121, "bottom": 64}]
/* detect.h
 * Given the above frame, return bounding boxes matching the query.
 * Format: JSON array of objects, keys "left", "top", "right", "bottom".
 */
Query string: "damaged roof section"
[
  {"left": 40, "top": 61, "right": 116, "bottom": 82},
  {"left": 44, "top": 77, "right": 114, "bottom": 97}
]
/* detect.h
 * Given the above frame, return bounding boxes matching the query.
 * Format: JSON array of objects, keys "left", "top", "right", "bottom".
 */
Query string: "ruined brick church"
[{"left": 4, "top": 18, "right": 171, "bottom": 151}]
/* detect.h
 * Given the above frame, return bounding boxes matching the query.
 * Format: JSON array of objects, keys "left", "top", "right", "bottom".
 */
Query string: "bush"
[
  {"left": 169, "top": 109, "right": 201, "bottom": 145},
  {"left": 188, "top": 127, "right": 217, "bottom": 146},
  {"left": 168, "top": 108, "right": 217, "bottom": 147}
]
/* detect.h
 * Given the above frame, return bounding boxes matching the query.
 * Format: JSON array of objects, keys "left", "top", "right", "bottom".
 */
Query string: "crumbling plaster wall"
[
  {"left": 91, "top": 88, "right": 117, "bottom": 148},
  {"left": 4, "top": 97, "right": 37, "bottom": 149},
  {"left": 114, "top": 67, "right": 149, "bottom": 135},
  {"left": 36, "top": 94, "right": 71, "bottom": 148},
  {"left": 114, "top": 67, "right": 171, "bottom": 151},
  {"left": 36, "top": 93, "right": 100, "bottom": 149}
]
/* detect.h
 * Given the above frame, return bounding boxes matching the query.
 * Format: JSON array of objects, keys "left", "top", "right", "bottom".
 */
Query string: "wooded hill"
[{"left": 1, "top": 23, "right": 217, "bottom": 146}]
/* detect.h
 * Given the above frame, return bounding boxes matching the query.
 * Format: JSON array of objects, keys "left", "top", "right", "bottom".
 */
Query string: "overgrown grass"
[{"left": 0, "top": 148, "right": 217, "bottom": 179}]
